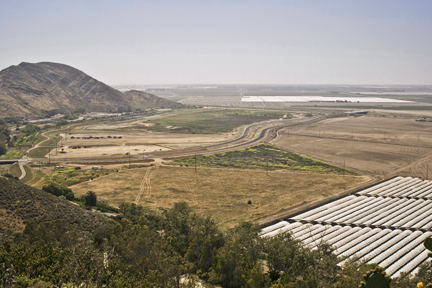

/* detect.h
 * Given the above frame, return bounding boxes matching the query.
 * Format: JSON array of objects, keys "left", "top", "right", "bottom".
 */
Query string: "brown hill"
[
  {"left": 0, "top": 176, "right": 112, "bottom": 239},
  {"left": 123, "top": 89, "right": 183, "bottom": 109},
  {"left": 0, "top": 62, "right": 182, "bottom": 118}
]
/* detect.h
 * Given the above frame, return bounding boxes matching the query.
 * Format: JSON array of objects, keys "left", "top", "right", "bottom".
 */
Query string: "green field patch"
[
  {"left": 0, "top": 149, "right": 25, "bottom": 159},
  {"left": 171, "top": 144, "right": 355, "bottom": 175},
  {"left": 41, "top": 167, "right": 114, "bottom": 187},
  {"left": 27, "top": 147, "right": 49, "bottom": 158},
  {"left": 146, "top": 109, "right": 290, "bottom": 134},
  {"left": 14, "top": 132, "right": 43, "bottom": 146}
]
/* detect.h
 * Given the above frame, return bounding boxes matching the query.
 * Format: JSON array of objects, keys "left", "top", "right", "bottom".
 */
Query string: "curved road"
[
  {"left": 18, "top": 126, "right": 70, "bottom": 179},
  {"left": 25, "top": 115, "right": 335, "bottom": 165}
]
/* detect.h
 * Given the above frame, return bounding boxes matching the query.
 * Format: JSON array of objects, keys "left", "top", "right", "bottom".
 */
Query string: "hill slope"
[
  {"left": 0, "top": 62, "right": 182, "bottom": 118},
  {"left": 0, "top": 176, "right": 111, "bottom": 239},
  {"left": 123, "top": 89, "right": 184, "bottom": 109}
]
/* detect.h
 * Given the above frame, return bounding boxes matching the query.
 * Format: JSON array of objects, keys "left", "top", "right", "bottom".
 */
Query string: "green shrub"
[{"left": 41, "top": 182, "right": 75, "bottom": 200}]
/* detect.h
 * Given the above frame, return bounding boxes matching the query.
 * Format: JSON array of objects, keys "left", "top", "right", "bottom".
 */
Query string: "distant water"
[{"left": 241, "top": 96, "right": 412, "bottom": 103}]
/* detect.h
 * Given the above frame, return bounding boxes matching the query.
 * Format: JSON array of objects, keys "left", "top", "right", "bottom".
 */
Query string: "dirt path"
[
  {"left": 25, "top": 126, "right": 70, "bottom": 156},
  {"left": 395, "top": 152, "right": 432, "bottom": 179},
  {"left": 135, "top": 167, "right": 152, "bottom": 204},
  {"left": 18, "top": 161, "right": 26, "bottom": 180}
]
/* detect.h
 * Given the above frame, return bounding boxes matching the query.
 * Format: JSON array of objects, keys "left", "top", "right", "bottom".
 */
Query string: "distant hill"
[
  {"left": 123, "top": 89, "right": 183, "bottom": 109},
  {"left": 0, "top": 62, "right": 183, "bottom": 118},
  {"left": 0, "top": 176, "right": 112, "bottom": 239}
]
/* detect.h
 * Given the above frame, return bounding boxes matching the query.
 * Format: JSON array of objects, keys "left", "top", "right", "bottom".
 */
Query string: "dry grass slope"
[
  {"left": 0, "top": 177, "right": 112, "bottom": 239},
  {"left": 71, "top": 166, "right": 368, "bottom": 229}
]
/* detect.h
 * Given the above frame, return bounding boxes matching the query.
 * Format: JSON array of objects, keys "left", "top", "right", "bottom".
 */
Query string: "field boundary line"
[
  {"left": 160, "top": 165, "right": 363, "bottom": 178},
  {"left": 255, "top": 175, "right": 381, "bottom": 228},
  {"left": 288, "top": 133, "right": 432, "bottom": 149}
]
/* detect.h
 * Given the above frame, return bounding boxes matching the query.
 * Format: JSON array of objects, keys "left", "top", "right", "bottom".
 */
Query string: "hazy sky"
[{"left": 1, "top": 0, "right": 432, "bottom": 85}]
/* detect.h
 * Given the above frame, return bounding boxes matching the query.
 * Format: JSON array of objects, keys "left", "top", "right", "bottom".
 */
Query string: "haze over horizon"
[{"left": 1, "top": 0, "right": 432, "bottom": 86}]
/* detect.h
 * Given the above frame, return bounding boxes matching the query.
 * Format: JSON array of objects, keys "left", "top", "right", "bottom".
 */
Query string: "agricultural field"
[
  {"left": 145, "top": 109, "right": 289, "bottom": 134},
  {"left": 171, "top": 144, "right": 354, "bottom": 175},
  {"left": 271, "top": 115, "right": 432, "bottom": 178},
  {"left": 70, "top": 165, "right": 368, "bottom": 229}
]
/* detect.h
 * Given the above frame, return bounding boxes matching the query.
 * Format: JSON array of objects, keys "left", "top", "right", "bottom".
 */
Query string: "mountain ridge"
[{"left": 0, "top": 62, "right": 183, "bottom": 118}]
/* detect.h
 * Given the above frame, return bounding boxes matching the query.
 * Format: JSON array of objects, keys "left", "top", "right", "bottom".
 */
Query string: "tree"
[
  {"left": 85, "top": 191, "right": 97, "bottom": 206},
  {"left": 56, "top": 119, "right": 68, "bottom": 126},
  {"left": 20, "top": 123, "right": 39, "bottom": 136},
  {"left": 0, "top": 143, "right": 6, "bottom": 156},
  {"left": 210, "top": 222, "right": 268, "bottom": 288},
  {"left": 264, "top": 231, "right": 304, "bottom": 281}
]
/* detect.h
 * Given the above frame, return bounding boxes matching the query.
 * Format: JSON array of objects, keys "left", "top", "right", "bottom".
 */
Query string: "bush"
[
  {"left": 2, "top": 173, "right": 19, "bottom": 180},
  {"left": 96, "top": 201, "right": 118, "bottom": 213},
  {"left": 55, "top": 119, "right": 68, "bottom": 126},
  {"left": 41, "top": 182, "right": 75, "bottom": 200}
]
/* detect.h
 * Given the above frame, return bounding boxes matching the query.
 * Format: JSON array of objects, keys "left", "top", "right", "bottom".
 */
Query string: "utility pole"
[
  {"left": 267, "top": 157, "right": 269, "bottom": 176},
  {"left": 343, "top": 161, "right": 345, "bottom": 178}
]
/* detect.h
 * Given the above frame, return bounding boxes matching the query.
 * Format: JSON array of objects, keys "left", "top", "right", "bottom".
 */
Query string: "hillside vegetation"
[
  {"left": 0, "top": 176, "right": 111, "bottom": 239},
  {"left": 0, "top": 200, "right": 429, "bottom": 287}
]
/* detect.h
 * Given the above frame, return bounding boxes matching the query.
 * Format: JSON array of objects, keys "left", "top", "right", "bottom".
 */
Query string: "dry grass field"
[
  {"left": 271, "top": 115, "right": 432, "bottom": 178},
  {"left": 71, "top": 165, "right": 368, "bottom": 229},
  {"left": 50, "top": 129, "right": 232, "bottom": 159}
]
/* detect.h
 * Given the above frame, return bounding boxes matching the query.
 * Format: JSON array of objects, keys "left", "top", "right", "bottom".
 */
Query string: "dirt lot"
[
  {"left": 50, "top": 128, "right": 233, "bottom": 159},
  {"left": 271, "top": 115, "right": 432, "bottom": 179},
  {"left": 71, "top": 165, "right": 368, "bottom": 229}
]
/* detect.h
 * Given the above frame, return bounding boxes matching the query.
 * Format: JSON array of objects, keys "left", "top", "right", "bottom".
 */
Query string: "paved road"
[
  {"left": 22, "top": 115, "right": 342, "bottom": 167},
  {"left": 26, "top": 115, "right": 332, "bottom": 165}
]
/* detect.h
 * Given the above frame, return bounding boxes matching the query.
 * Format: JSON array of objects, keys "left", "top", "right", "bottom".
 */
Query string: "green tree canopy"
[{"left": 85, "top": 191, "right": 97, "bottom": 206}]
